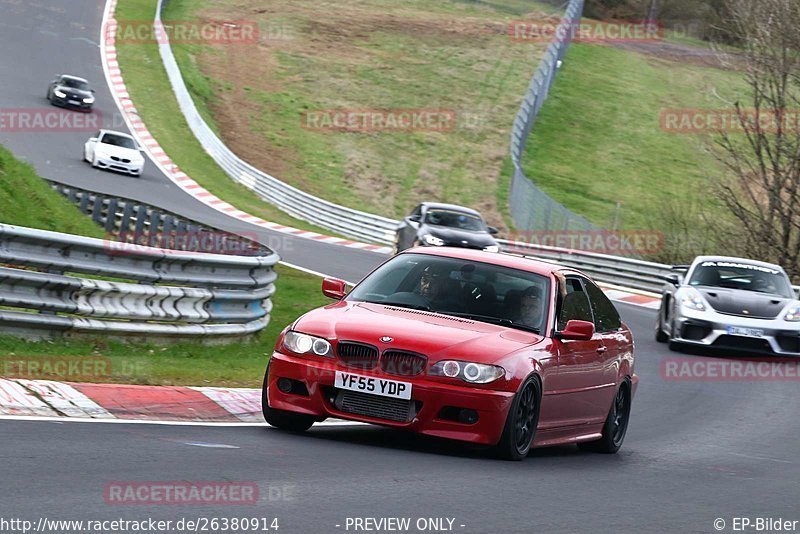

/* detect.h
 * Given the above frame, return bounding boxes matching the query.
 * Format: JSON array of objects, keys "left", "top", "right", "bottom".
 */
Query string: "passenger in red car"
[{"left": 517, "top": 286, "right": 545, "bottom": 328}]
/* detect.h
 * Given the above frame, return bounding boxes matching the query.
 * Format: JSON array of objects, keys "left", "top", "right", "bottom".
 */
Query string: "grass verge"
[
  {"left": 114, "top": 0, "right": 346, "bottom": 237},
  {"left": 122, "top": 0, "right": 558, "bottom": 230},
  {"left": 514, "top": 42, "right": 743, "bottom": 230},
  {"left": 0, "top": 264, "right": 329, "bottom": 388},
  {"left": 0, "top": 145, "right": 105, "bottom": 237}
]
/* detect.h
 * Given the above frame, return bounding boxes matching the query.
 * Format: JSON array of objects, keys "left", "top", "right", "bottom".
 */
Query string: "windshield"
[
  {"left": 689, "top": 261, "right": 794, "bottom": 298},
  {"left": 61, "top": 78, "right": 89, "bottom": 91},
  {"left": 424, "top": 210, "right": 485, "bottom": 232},
  {"left": 101, "top": 133, "right": 137, "bottom": 150},
  {"left": 347, "top": 253, "right": 550, "bottom": 333}
]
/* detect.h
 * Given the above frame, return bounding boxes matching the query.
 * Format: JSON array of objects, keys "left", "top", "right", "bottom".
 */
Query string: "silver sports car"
[{"left": 656, "top": 256, "right": 800, "bottom": 356}]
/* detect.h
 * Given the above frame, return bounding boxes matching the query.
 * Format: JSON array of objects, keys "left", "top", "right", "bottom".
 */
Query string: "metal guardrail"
[
  {"left": 50, "top": 181, "right": 214, "bottom": 243},
  {"left": 499, "top": 240, "right": 800, "bottom": 296},
  {"left": 499, "top": 239, "right": 669, "bottom": 293},
  {"left": 154, "top": 0, "right": 399, "bottom": 246},
  {"left": 0, "top": 223, "right": 278, "bottom": 340},
  {"left": 508, "top": 0, "right": 597, "bottom": 232}
]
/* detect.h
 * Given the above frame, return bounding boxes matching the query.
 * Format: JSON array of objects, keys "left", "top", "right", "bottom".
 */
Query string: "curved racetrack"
[
  {"left": 0, "top": 1, "right": 797, "bottom": 532},
  {"left": 0, "top": 0, "right": 384, "bottom": 283}
]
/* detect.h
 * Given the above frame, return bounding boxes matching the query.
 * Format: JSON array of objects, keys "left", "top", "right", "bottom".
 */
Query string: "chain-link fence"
[{"left": 509, "top": 0, "right": 597, "bottom": 232}]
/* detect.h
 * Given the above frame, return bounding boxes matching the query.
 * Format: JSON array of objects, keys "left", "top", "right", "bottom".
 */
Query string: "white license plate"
[
  {"left": 334, "top": 371, "right": 412, "bottom": 400},
  {"left": 727, "top": 326, "right": 765, "bottom": 338},
  {"left": 68, "top": 100, "right": 81, "bottom": 105}
]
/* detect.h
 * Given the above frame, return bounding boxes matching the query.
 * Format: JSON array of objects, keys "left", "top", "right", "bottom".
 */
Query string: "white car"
[
  {"left": 84, "top": 130, "right": 145, "bottom": 176},
  {"left": 656, "top": 256, "right": 800, "bottom": 356}
]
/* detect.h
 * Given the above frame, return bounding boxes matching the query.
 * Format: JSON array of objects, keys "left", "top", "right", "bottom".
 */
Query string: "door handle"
[{"left": 596, "top": 346, "right": 608, "bottom": 354}]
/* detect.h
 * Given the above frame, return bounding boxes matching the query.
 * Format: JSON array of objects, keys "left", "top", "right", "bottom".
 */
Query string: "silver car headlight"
[
  {"left": 54, "top": 89, "right": 67, "bottom": 98},
  {"left": 681, "top": 288, "right": 706, "bottom": 311},
  {"left": 483, "top": 245, "right": 500, "bottom": 253},
  {"left": 784, "top": 304, "right": 800, "bottom": 322},
  {"left": 429, "top": 360, "right": 505, "bottom": 384},
  {"left": 282, "top": 331, "right": 333, "bottom": 357},
  {"left": 83, "top": 96, "right": 95, "bottom": 104},
  {"left": 422, "top": 234, "right": 444, "bottom": 246}
]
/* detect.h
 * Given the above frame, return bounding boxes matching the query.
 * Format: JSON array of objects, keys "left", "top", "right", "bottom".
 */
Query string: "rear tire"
[
  {"left": 495, "top": 376, "right": 540, "bottom": 461},
  {"left": 577, "top": 379, "right": 631, "bottom": 454},
  {"left": 261, "top": 363, "right": 315, "bottom": 432}
]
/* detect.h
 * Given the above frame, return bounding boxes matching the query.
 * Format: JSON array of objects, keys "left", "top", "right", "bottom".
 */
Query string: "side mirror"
[
  {"left": 408, "top": 214, "right": 421, "bottom": 223},
  {"left": 666, "top": 274, "right": 681, "bottom": 287},
  {"left": 487, "top": 226, "right": 499, "bottom": 235},
  {"left": 557, "top": 320, "right": 595, "bottom": 341},
  {"left": 91, "top": 89, "right": 96, "bottom": 94},
  {"left": 322, "top": 277, "right": 347, "bottom": 300},
  {"left": 88, "top": 137, "right": 98, "bottom": 143}
]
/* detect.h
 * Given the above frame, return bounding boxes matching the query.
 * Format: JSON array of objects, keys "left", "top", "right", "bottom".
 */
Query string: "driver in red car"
[{"left": 417, "top": 265, "right": 462, "bottom": 312}]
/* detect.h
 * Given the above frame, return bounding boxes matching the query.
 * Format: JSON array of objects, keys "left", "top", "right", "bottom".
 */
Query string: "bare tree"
[{"left": 713, "top": 0, "right": 800, "bottom": 279}]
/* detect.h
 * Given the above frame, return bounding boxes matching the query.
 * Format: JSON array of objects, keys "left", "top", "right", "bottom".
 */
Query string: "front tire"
[
  {"left": 655, "top": 311, "right": 668, "bottom": 343},
  {"left": 578, "top": 379, "right": 631, "bottom": 454},
  {"left": 495, "top": 376, "right": 540, "bottom": 461},
  {"left": 261, "top": 364, "right": 315, "bottom": 432}
]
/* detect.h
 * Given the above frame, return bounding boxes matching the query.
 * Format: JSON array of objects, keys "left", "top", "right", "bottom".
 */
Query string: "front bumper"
[
  {"left": 51, "top": 94, "right": 93, "bottom": 111},
  {"left": 267, "top": 351, "right": 515, "bottom": 445},
  {"left": 95, "top": 155, "right": 142, "bottom": 176},
  {"left": 673, "top": 307, "right": 800, "bottom": 356}
]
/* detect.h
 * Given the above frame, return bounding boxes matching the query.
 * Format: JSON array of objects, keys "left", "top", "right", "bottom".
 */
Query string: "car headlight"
[
  {"left": 83, "top": 96, "right": 95, "bottom": 104},
  {"left": 422, "top": 234, "right": 445, "bottom": 246},
  {"left": 429, "top": 360, "right": 505, "bottom": 384},
  {"left": 681, "top": 288, "right": 706, "bottom": 311},
  {"left": 54, "top": 89, "right": 67, "bottom": 98},
  {"left": 282, "top": 331, "right": 333, "bottom": 357},
  {"left": 483, "top": 245, "right": 500, "bottom": 253},
  {"left": 784, "top": 304, "right": 800, "bottom": 322}
]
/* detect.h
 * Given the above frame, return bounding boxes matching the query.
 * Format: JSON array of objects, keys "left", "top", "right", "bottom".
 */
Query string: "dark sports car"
[
  {"left": 47, "top": 74, "right": 95, "bottom": 111},
  {"left": 394, "top": 202, "right": 500, "bottom": 254}
]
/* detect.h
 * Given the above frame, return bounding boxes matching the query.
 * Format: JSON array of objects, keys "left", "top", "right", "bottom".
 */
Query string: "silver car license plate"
[{"left": 727, "top": 326, "right": 765, "bottom": 338}]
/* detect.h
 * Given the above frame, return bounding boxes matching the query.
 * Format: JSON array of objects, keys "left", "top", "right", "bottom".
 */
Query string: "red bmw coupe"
[{"left": 263, "top": 248, "right": 637, "bottom": 460}]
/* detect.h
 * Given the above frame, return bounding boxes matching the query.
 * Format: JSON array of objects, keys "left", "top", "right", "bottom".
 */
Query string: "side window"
[
  {"left": 584, "top": 280, "right": 622, "bottom": 332},
  {"left": 557, "top": 277, "right": 593, "bottom": 330},
  {"left": 409, "top": 205, "right": 422, "bottom": 219}
]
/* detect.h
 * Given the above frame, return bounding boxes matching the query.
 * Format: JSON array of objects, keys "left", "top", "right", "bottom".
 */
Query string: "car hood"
[
  {"left": 696, "top": 287, "right": 791, "bottom": 319},
  {"left": 420, "top": 224, "right": 498, "bottom": 248},
  {"left": 294, "top": 301, "right": 542, "bottom": 364},
  {"left": 98, "top": 143, "right": 142, "bottom": 160}
]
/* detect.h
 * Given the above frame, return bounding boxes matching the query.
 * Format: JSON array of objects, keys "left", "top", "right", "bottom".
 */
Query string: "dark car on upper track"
[
  {"left": 394, "top": 202, "right": 500, "bottom": 254},
  {"left": 46, "top": 74, "right": 95, "bottom": 111}
]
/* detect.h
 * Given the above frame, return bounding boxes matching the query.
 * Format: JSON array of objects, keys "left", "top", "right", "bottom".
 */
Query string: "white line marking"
[{"left": 0, "top": 415, "right": 367, "bottom": 427}]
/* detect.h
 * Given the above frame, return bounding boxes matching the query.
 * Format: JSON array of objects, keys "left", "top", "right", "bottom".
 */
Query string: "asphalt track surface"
[
  {"left": 0, "top": 1, "right": 798, "bottom": 533},
  {"left": 0, "top": 0, "right": 385, "bottom": 284}
]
